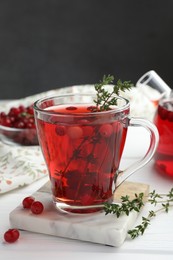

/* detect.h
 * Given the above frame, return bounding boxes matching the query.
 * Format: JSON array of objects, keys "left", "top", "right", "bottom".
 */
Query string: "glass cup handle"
[{"left": 116, "top": 117, "right": 159, "bottom": 188}]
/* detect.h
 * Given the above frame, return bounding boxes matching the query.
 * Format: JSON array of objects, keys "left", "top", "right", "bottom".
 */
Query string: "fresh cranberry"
[
  {"left": 2, "top": 117, "right": 11, "bottom": 127},
  {"left": 26, "top": 122, "right": 34, "bottom": 128},
  {"left": 0, "top": 112, "right": 6, "bottom": 118},
  {"left": 28, "top": 118, "right": 35, "bottom": 124},
  {"left": 9, "top": 116, "right": 15, "bottom": 123},
  {"left": 19, "top": 105, "right": 26, "bottom": 113},
  {"left": 14, "top": 121, "right": 25, "bottom": 129},
  {"left": 27, "top": 105, "right": 34, "bottom": 115},
  {"left": 22, "top": 196, "right": 35, "bottom": 209},
  {"left": 4, "top": 229, "right": 20, "bottom": 243},
  {"left": 9, "top": 107, "right": 20, "bottom": 117},
  {"left": 30, "top": 201, "right": 44, "bottom": 214}
]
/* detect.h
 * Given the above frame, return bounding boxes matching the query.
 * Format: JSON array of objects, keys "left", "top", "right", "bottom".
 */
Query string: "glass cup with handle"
[{"left": 34, "top": 93, "right": 159, "bottom": 214}]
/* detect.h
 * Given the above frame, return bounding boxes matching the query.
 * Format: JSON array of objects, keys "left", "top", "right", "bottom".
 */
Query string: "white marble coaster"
[{"left": 9, "top": 181, "right": 149, "bottom": 247}]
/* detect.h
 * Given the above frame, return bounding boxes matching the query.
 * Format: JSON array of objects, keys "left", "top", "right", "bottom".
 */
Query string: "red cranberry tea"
[
  {"left": 154, "top": 99, "right": 173, "bottom": 176},
  {"left": 36, "top": 105, "right": 128, "bottom": 213},
  {"left": 34, "top": 88, "right": 159, "bottom": 214}
]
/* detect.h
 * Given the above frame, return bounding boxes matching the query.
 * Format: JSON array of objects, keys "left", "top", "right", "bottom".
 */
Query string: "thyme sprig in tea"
[
  {"left": 94, "top": 74, "right": 134, "bottom": 111},
  {"left": 104, "top": 188, "right": 173, "bottom": 239}
]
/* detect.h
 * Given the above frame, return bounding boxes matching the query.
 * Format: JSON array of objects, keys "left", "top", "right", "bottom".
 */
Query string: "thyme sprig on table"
[
  {"left": 94, "top": 74, "right": 134, "bottom": 111},
  {"left": 104, "top": 188, "right": 173, "bottom": 239},
  {"left": 104, "top": 193, "right": 145, "bottom": 218}
]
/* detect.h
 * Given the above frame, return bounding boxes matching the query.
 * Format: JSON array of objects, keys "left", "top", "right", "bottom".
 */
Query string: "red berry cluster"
[
  {"left": 0, "top": 104, "right": 38, "bottom": 145},
  {"left": 3, "top": 196, "right": 44, "bottom": 243},
  {"left": 0, "top": 105, "right": 35, "bottom": 128},
  {"left": 22, "top": 196, "right": 44, "bottom": 214}
]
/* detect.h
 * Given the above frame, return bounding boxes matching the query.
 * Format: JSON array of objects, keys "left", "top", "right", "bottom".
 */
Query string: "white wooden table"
[{"left": 0, "top": 102, "right": 173, "bottom": 259}]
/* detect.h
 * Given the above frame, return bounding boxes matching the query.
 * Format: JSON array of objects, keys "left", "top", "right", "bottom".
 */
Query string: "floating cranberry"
[
  {"left": 4, "top": 229, "right": 20, "bottom": 243},
  {"left": 22, "top": 196, "right": 35, "bottom": 209},
  {"left": 66, "top": 106, "right": 77, "bottom": 111},
  {"left": 30, "top": 201, "right": 44, "bottom": 214},
  {"left": 55, "top": 125, "right": 66, "bottom": 136},
  {"left": 67, "top": 126, "right": 83, "bottom": 139},
  {"left": 83, "top": 126, "right": 94, "bottom": 137},
  {"left": 99, "top": 124, "right": 113, "bottom": 137},
  {"left": 87, "top": 106, "right": 98, "bottom": 112}
]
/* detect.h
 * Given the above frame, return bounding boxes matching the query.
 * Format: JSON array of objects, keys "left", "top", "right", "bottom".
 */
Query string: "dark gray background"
[{"left": 1, "top": 0, "right": 173, "bottom": 99}]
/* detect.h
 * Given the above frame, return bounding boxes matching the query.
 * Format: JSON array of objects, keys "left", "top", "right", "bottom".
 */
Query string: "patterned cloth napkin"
[
  {"left": 0, "top": 84, "right": 156, "bottom": 194},
  {"left": 0, "top": 142, "right": 47, "bottom": 194}
]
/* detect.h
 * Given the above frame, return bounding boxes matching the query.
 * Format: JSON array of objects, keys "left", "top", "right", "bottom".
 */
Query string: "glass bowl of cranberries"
[{"left": 0, "top": 104, "right": 39, "bottom": 146}]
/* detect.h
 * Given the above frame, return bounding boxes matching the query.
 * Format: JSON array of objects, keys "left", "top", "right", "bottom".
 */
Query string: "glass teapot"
[{"left": 137, "top": 70, "right": 173, "bottom": 177}]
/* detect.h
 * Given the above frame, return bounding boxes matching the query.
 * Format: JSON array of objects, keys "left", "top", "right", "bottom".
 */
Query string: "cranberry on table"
[
  {"left": 22, "top": 196, "right": 35, "bottom": 209},
  {"left": 22, "top": 196, "right": 44, "bottom": 214},
  {"left": 30, "top": 201, "right": 44, "bottom": 214},
  {"left": 4, "top": 229, "right": 20, "bottom": 243}
]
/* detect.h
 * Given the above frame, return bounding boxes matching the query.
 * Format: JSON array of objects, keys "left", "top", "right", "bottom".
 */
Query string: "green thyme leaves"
[
  {"left": 104, "top": 188, "right": 173, "bottom": 239},
  {"left": 94, "top": 74, "right": 134, "bottom": 111}
]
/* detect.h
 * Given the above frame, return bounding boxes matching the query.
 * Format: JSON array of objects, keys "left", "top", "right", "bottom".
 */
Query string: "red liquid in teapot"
[
  {"left": 154, "top": 100, "right": 173, "bottom": 176},
  {"left": 36, "top": 105, "right": 128, "bottom": 213}
]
